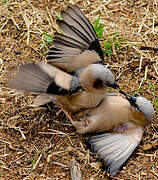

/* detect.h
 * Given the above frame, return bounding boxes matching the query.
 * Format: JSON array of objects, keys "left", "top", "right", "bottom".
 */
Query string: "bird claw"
[{"left": 71, "top": 118, "right": 90, "bottom": 133}]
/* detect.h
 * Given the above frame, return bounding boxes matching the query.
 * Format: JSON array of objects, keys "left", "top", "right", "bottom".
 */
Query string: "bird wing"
[
  {"left": 9, "top": 62, "right": 82, "bottom": 95},
  {"left": 47, "top": 5, "right": 104, "bottom": 73},
  {"left": 89, "top": 125, "right": 143, "bottom": 176}
]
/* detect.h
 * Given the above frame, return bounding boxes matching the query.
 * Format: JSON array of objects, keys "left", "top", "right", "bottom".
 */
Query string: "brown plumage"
[
  {"left": 9, "top": 62, "right": 117, "bottom": 115},
  {"left": 72, "top": 94, "right": 148, "bottom": 134}
]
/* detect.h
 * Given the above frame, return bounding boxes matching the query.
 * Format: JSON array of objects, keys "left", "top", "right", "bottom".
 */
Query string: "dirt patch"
[{"left": 0, "top": 0, "right": 158, "bottom": 179}]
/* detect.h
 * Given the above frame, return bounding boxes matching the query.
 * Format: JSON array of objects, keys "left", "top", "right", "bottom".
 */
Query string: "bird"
[
  {"left": 9, "top": 62, "right": 117, "bottom": 116},
  {"left": 9, "top": 5, "right": 119, "bottom": 117},
  {"left": 71, "top": 91, "right": 154, "bottom": 176}
]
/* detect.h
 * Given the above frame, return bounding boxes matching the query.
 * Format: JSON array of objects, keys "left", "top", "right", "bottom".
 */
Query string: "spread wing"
[
  {"left": 9, "top": 62, "right": 82, "bottom": 95},
  {"left": 47, "top": 5, "right": 104, "bottom": 73},
  {"left": 89, "top": 125, "right": 143, "bottom": 176}
]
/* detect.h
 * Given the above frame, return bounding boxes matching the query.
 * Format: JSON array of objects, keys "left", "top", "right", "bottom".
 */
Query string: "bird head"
[
  {"left": 120, "top": 90, "right": 154, "bottom": 121},
  {"left": 90, "top": 64, "right": 119, "bottom": 89}
]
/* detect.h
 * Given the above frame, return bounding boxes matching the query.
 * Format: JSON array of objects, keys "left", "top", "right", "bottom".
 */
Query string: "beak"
[
  {"left": 106, "top": 82, "right": 119, "bottom": 89},
  {"left": 128, "top": 95, "right": 136, "bottom": 102},
  {"left": 119, "top": 90, "right": 138, "bottom": 108}
]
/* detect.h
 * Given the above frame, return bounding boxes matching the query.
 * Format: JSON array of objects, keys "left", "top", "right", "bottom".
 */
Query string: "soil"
[{"left": 0, "top": 0, "right": 158, "bottom": 179}]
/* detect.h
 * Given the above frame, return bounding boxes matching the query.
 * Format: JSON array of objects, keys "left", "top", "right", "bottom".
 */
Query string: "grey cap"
[{"left": 90, "top": 64, "right": 118, "bottom": 88}]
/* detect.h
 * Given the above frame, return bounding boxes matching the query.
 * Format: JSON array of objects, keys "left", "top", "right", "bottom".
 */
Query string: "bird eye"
[{"left": 93, "top": 79, "right": 103, "bottom": 89}]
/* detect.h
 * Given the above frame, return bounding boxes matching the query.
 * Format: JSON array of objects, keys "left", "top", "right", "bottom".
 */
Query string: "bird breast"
[{"left": 56, "top": 90, "right": 107, "bottom": 114}]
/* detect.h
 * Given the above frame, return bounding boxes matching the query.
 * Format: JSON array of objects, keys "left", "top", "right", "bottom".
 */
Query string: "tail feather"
[
  {"left": 9, "top": 63, "right": 76, "bottom": 95},
  {"left": 31, "top": 94, "right": 56, "bottom": 107},
  {"left": 10, "top": 63, "right": 52, "bottom": 93}
]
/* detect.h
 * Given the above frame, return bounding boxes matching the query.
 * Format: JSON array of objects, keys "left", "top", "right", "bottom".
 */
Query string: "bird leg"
[
  {"left": 56, "top": 104, "right": 91, "bottom": 131},
  {"left": 63, "top": 109, "right": 74, "bottom": 124},
  {"left": 56, "top": 104, "right": 74, "bottom": 124}
]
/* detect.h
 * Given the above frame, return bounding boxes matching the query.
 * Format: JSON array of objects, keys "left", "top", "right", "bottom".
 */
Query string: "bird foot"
[
  {"left": 56, "top": 105, "right": 74, "bottom": 124},
  {"left": 71, "top": 117, "right": 90, "bottom": 134}
]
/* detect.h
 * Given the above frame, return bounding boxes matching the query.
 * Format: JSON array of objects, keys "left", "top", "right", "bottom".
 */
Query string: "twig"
[
  {"left": 137, "top": 13, "right": 147, "bottom": 34},
  {"left": 144, "top": 66, "right": 148, "bottom": 81},
  {"left": 45, "top": 5, "right": 58, "bottom": 31},
  {"left": 32, "top": 153, "right": 43, "bottom": 170},
  {"left": 20, "top": 8, "right": 33, "bottom": 44},
  {"left": 9, "top": 153, "right": 27, "bottom": 164},
  {"left": 11, "top": 15, "right": 20, "bottom": 30},
  {"left": 9, "top": 126, "right": 26, "bottom": 140},
  {"left": 1, "top": 125, "right": 26, "bottom": 140},
  {"left": 132, "top": 46, "right": 147, "bottom": 57},
  {"left": 0, "top": 19, "right": 9, "bottom": 32},
  {"left": 153, "top": 64, "right": 158, "bottom": 76},
  {"left": 28, "top": 44, "right": 43, "bottom": 57},
  {"left": 116, "top": 68, "right": 130, "bottom": 80},
  {"left": 52, "top": 161, "right": 68, "bottom": 168},
  {"left": 138, "top": 78, "right": 144, "bottom": 89},
  {"left": 110, "top": 36, "right": 117, "bottom": 57},
  {"left": 140, "top": 46, "right": 158, "bottom": 52},
  {"left": 151, "top": 170, "right": 158, "bottom": 178},
  {"left": 49, "top": 129, "right": 73, "bottom": 145},
  {"left": 136, "top": 153, "right": 155, "bottom": 157},
  {"left": 138, "top": 55, "right": 143, "bottom": 72},
  {"left": 0, "top": 165, "right": 12, "bottom": 171},
  {"left": 0, "top": 139, "right": 19, "bottom": 150},
  {"left": 143, "top": 139, "right": 158, "bottom": 151},
  {"left": 152, "top": 16, "right": 155, "bottom": 34}
]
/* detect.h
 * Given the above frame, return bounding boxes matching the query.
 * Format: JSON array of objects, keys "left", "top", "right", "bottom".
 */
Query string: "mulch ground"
[{"left": 0, "top": 0, "right": 158, "bottom": 179}]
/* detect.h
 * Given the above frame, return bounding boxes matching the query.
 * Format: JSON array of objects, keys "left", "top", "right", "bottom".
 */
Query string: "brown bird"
[
  {"left": 9, "top": 5, "right": 119, "bottom": 116},
  {"left": 72, "top": 92, "right": 154, "bottom": 176},
  {"left": 9, "top": 62, "right": 117, "bottom": 115}
]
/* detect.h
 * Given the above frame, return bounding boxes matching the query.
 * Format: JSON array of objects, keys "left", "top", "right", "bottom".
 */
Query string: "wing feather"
[
  {"left": 89, "top": 125, "right": 143, "bottom": 176},
  {"left": 47, "top": 5, "right": 104, "bottom": 73}
]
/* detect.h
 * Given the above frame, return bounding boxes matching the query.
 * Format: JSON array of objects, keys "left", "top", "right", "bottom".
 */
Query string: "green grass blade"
[
  {"left": 93, "top": 15, "right": 105, "bottom": 37},
  {"left": 42, "top": 32, "right": 53, "bottom": 38},
  {"left": 93, "top": 15, "right": 101, "bottom": 30},
  {"left": 55, "top": 11, "right": 63, "bottom": 20}
]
